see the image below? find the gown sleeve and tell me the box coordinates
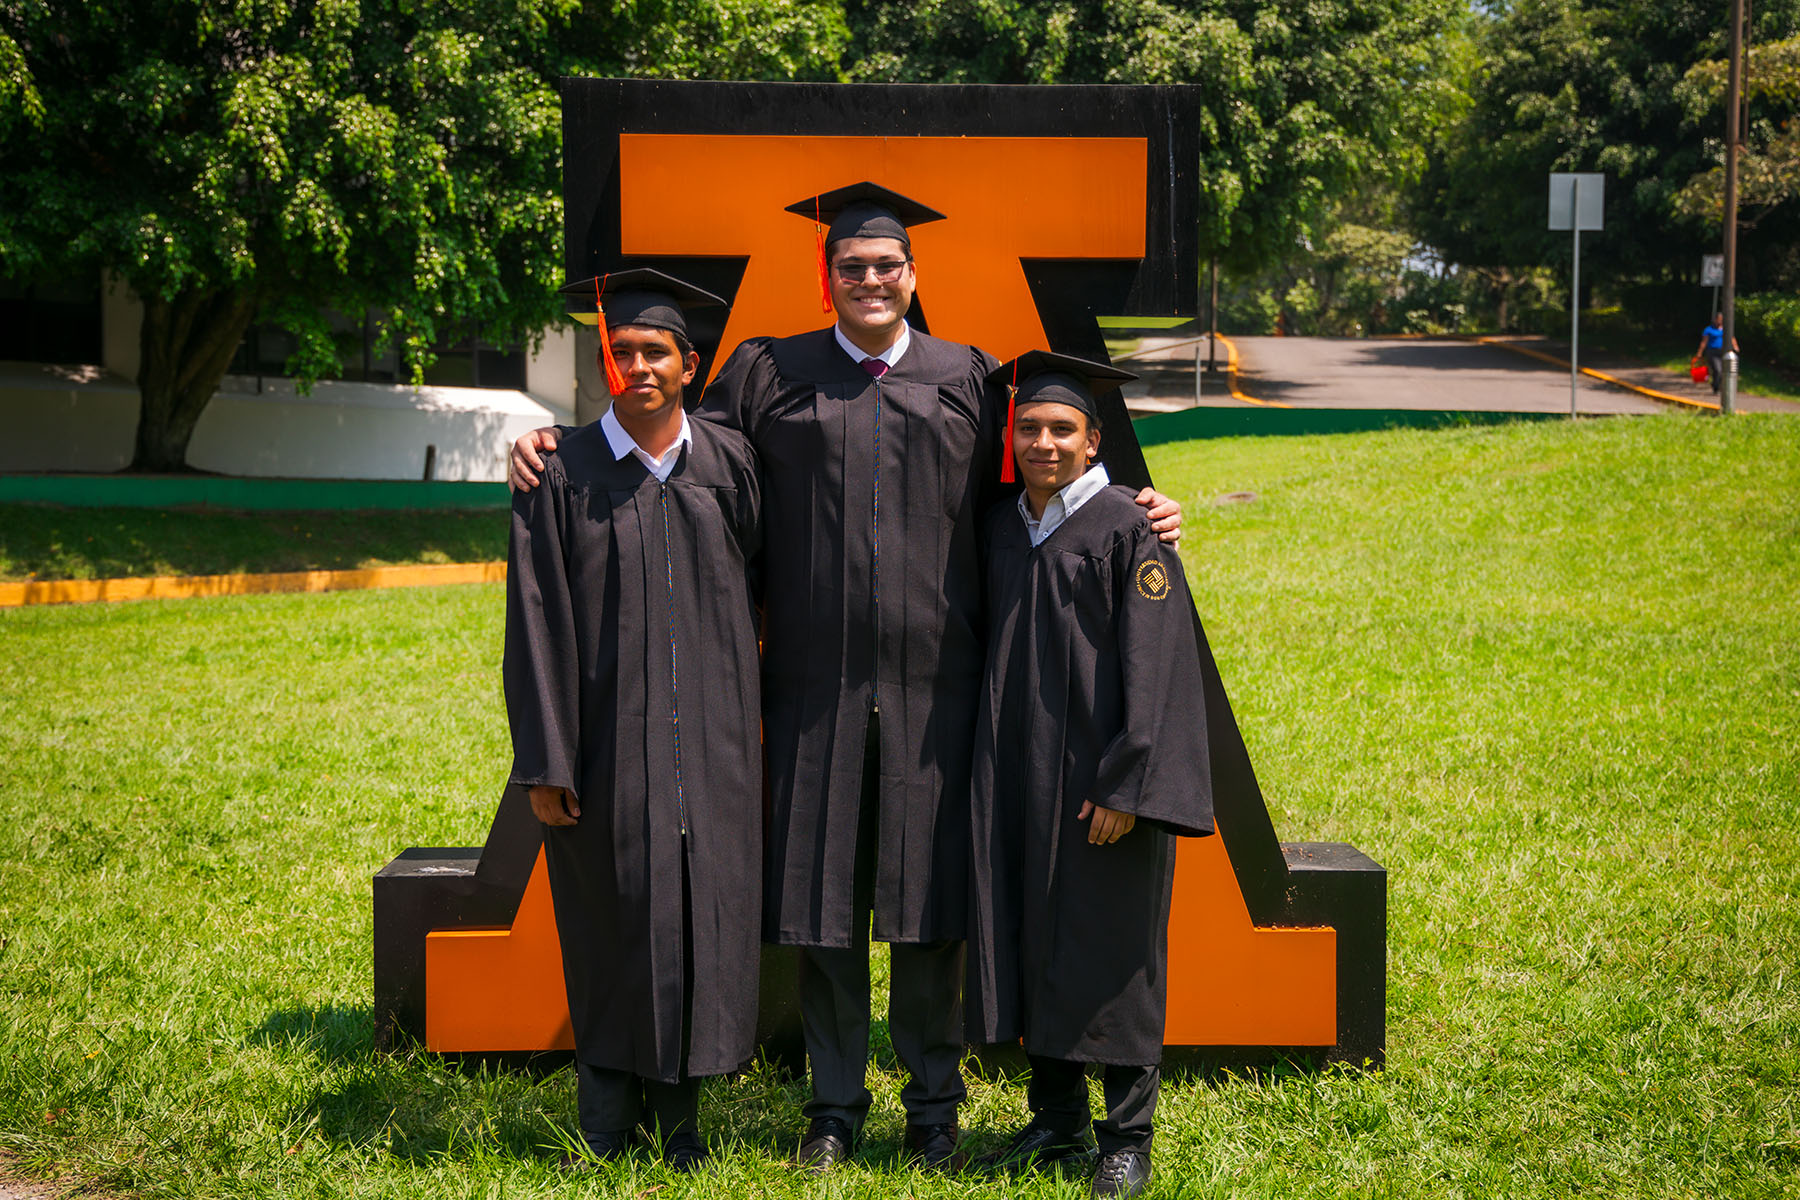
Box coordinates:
[503,463,583,800]
[732,439,765,608]
[695,338,774,436]
[1085,518,1216,837]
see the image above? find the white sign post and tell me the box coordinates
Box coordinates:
[1549,173,1605,416]
[1702,254,1724,325]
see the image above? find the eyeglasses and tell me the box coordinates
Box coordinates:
[833,259,911,284]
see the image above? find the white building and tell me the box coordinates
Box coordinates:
[0,274,610,481]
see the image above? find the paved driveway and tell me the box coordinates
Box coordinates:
[1118,334,1797,414]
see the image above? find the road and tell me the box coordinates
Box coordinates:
[1117,334,1799,415]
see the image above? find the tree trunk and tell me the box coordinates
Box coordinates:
[131,287,260,472]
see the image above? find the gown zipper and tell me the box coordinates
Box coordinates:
[659,482,687,837]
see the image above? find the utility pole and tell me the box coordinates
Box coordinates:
[1722,0,1746,414]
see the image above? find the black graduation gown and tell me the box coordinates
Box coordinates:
[966,484,1215,1066]
[699,327,1002,948]
[504,418,764,1082]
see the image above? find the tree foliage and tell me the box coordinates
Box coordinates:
[843,0,1467,270]
[0,0,579,469]
[1672,35,1800,245]
[1414,0,1800,289]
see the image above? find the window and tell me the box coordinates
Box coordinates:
[229,310,528,390]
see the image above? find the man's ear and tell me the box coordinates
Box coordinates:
[1087,425,1102,461]
[681,350,700,387]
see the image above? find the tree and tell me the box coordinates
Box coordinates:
[840,0,1467,272]
[0,0,576,472]
[1414,0,1800,289]
[1672,34,1800,287]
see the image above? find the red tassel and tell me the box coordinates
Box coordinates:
[595,274,626,397]
[815,198,832,315]
[1000,359,1019,483]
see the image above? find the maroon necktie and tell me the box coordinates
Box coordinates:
[861,358,889,378]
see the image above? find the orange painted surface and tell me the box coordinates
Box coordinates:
[615,134,1147,375]
[1164,833,1337,1045]
[417,134,1341,1051]
[424,834,1336,1051]
[425,849,575,1052]
[0,561,506,608]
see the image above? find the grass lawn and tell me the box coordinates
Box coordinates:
[2,412,1797,1198]
[0,506,509,583]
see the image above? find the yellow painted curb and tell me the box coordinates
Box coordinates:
[0,561,507,609]
[1214,333,1289,408]
[1469,337,1720,412]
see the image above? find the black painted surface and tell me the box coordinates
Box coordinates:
[559,79,1202,318]
[375,80,1386,1072]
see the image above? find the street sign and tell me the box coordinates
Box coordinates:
[1548,172,1605,417]
[1548,173,1605,231]
[1702,254,1725,286]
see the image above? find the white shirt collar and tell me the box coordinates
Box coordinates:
[1018,463,1111,546]
[600,407,692,483]
[834,321,911,371]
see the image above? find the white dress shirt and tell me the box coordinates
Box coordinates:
[835,321,912,372]
[601,407,692,482]
[1018,463,1112,547]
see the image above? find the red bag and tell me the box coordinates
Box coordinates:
[1689,360,1708,382]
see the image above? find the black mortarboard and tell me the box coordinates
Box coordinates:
[559,268,726,395]
[559,268,726,340]
[988,351,1137,482]
[785,181,947,248]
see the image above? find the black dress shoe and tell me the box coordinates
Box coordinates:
[1090,1148,1152,1199]
[796,1116,857,1172]
[903,1121,964,1171]
[979,1121,1094,1170]
[560,1127,634,1169]
[663,1130,711,1173]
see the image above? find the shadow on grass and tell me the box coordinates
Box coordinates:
[251,1004,379,1066]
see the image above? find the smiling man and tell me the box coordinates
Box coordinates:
[504,269,763,1173]
[967,352,1214,1199]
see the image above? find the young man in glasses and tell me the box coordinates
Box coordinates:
[510,183,1182,1170]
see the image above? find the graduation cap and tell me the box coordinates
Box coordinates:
[988,351,1137,483]
[785,182,947,314]
[559,268,726,396]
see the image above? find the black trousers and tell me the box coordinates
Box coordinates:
[798,715,967,1129]
[578,1062,699,1140]
[575,847,700,1144]
[1026,1054,1159,1155]
[1706,348,1724,392]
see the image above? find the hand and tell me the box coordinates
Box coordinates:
[509,427,560,492]
[1078,800,1136,844]
[529,785,580,826]
[1135,487,1182,546]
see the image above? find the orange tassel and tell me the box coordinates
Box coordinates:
[815,198,832,314]
[596,274,626,397]
[1000,360,1019,483]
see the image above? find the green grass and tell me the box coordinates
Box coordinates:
[3,413,1798,1198]
[0,506,510,581]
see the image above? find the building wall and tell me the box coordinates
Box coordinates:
[3,277,580,481]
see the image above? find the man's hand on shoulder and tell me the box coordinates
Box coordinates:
[509,427,561,492]
[529,785,580,826]
[1135,487,1182,546]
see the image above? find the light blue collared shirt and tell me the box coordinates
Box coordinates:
[1019,463,1111,546]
